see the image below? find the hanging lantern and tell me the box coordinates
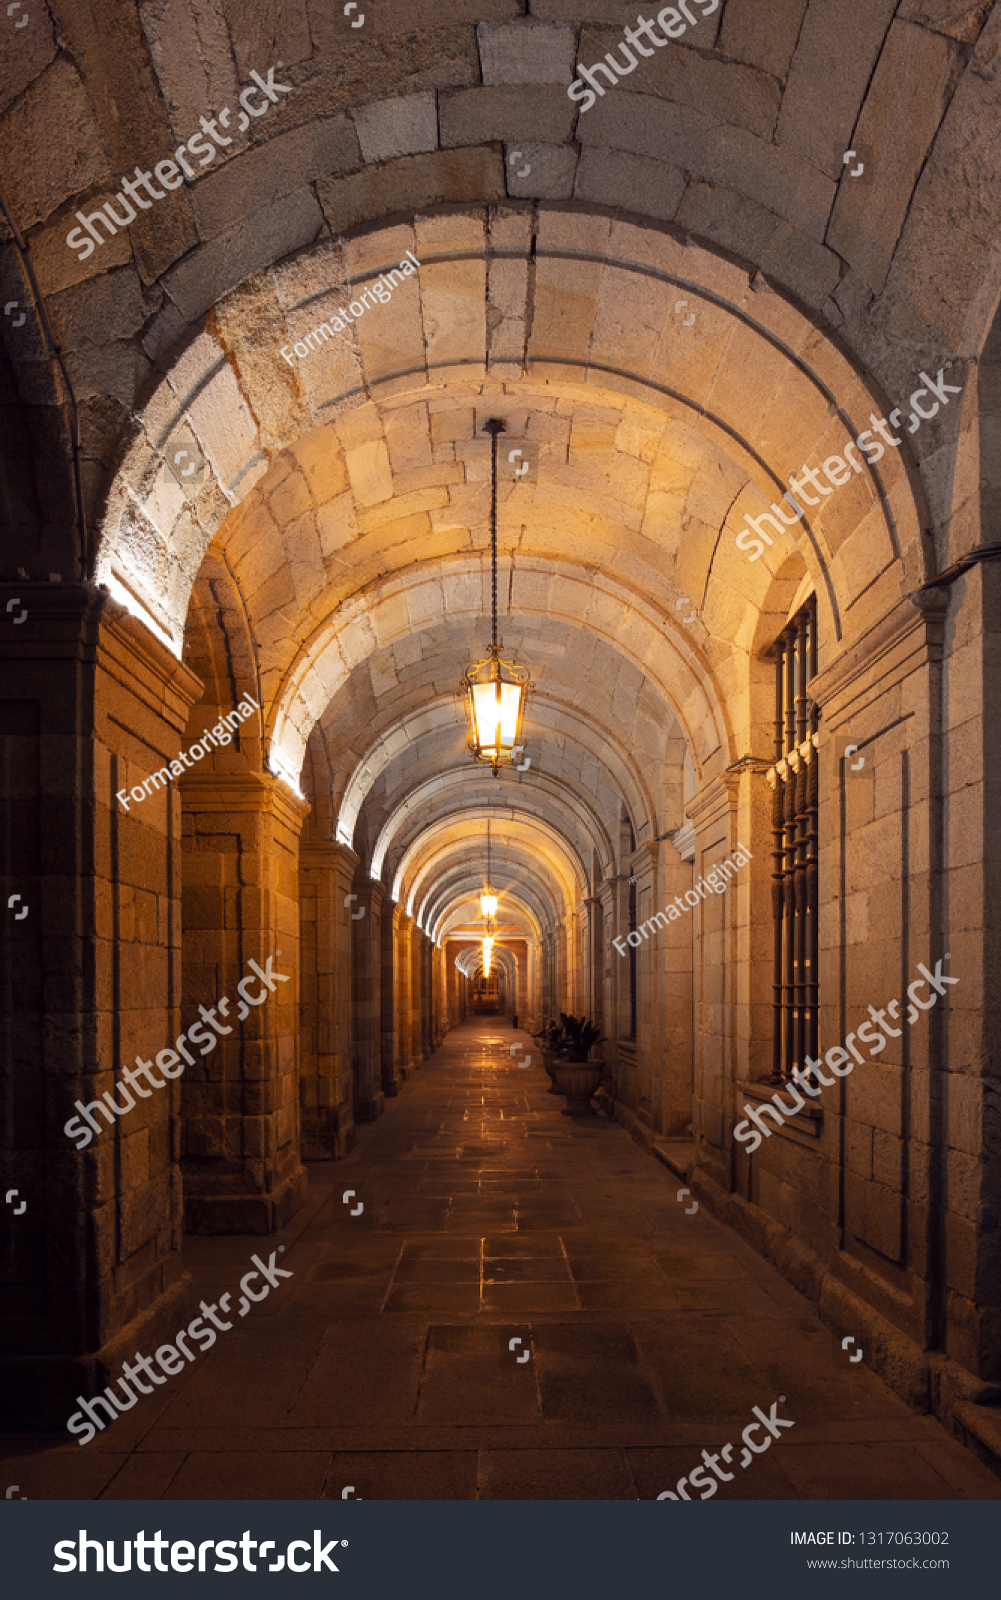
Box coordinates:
[482,936,494,977]
[479,819,498,919]
[461,419,531,774]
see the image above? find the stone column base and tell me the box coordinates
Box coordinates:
[0,1271,195,1430]
[301,1100,356,1161]
[184,1163,308,1236]
[382,1068,404,1097]
[353,1091,385,1122]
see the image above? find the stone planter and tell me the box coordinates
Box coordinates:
[550,1059,603,1113]
[540,1048,559,1078]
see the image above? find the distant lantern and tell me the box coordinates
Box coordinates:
[480,821,498,921]
[460,419,531,774]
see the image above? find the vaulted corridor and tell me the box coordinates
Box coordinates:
[4,1018,997,1501]
[4,0,1001,1509]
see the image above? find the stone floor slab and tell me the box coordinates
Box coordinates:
[5,1019,998,1500]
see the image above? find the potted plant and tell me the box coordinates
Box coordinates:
[550,1013,604,1113]
[535,1020,566,1079]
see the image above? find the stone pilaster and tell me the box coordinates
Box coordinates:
[299,841,358,1160]
[582,896,604,1034]
[0,588,198,1424]
[352,880,385,1121]
[381,898,402,1096]
[394,906,415,1079]
[180,773,310,1229]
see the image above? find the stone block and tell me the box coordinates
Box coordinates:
[777,0,899,178]
[208,0,314,78]
[350,93,439,163]
[676,181,842,310]
[719,0,810,80]
[864,1176,903,1260]
[348,0,517,33]
[0,58,109,231]
[440,84,577,149]
[944,1208,978,1297]
[317,146,504,235]
[504,143,578,200]
[191,116,360,241]
[161,187,325,322]
[477,19,576,84]
[137,0,241,134]
[946,1071,983,1157]
[827,21,963,295]
[385,403,433,472]
[579,91,835,243]
[345,439,394,507]
[575,147,685,222]
[580,23,781,140]
[897,0,992,43]
[0,3,57,118]
[872,1128,904,1191]
[845,1117,873,1178]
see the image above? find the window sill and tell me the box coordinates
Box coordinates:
[735,1078,823,1141]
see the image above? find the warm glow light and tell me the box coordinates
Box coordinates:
[480,892,498,918]
[482,935,494,977]
[101,572,179,655]
[461,649,531,771]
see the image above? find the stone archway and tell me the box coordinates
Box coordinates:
[2,5,1000,1477]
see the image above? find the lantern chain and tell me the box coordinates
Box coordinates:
[484,418,505,651]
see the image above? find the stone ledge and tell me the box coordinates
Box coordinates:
[952,1400,1001,1480]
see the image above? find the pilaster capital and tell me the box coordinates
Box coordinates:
[807,587,949,718]
[179,771,311,834]
[687,772,740,833]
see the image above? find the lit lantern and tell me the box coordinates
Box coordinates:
[479,820,498,920]
[460,419,531,775]
[482,936,494,977]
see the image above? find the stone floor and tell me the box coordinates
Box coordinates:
[4,1019,999,1500]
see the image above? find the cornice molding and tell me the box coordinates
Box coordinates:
[807,588,948,713]
[178,771,311,831]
